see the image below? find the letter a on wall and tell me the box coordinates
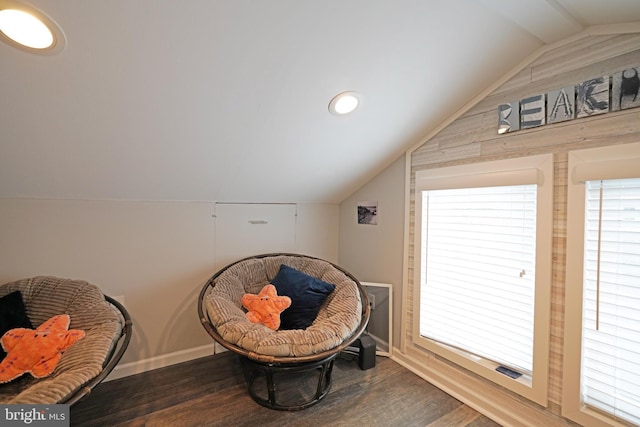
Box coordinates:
[547,86,575,124]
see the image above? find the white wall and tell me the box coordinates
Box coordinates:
[338,155,405,349]
[296,203,340,263]
[0,199,338,370]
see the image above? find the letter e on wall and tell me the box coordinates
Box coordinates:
[520,94,546,129]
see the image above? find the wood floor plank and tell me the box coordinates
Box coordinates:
[70,352,501,427]
[426,405,481,427]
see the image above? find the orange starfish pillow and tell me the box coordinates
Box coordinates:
[0,314,85,383]
[241,284,291,330]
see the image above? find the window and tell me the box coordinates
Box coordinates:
[564,142,640,426]
[413,154,553,405]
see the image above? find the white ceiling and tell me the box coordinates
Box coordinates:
[1,0,640,203]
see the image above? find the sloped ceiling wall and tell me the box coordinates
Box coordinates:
[2,1,638,204]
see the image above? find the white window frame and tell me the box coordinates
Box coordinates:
[563,141,640,427]
[413,154,553,406]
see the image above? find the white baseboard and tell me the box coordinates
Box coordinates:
[214,342,228,354]
[105,344,215,381]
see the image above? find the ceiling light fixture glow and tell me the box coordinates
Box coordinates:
[0,9,52,48]
[329,92,360,115]
[0,1,65,54]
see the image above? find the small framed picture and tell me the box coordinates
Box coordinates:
[357,201,378,225]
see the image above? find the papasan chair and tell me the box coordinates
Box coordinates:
[198,253,370,410]
[0,276,132,405]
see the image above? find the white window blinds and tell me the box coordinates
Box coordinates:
[581,178,640,425]
[419,184,537,374]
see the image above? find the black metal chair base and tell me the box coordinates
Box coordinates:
[240,354,337,411]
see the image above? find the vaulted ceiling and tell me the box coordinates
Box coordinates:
[2,0,640,203]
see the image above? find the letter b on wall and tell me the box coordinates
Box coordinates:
[497,101,520,134]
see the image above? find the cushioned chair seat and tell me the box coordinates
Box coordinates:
[198,253,370,410]
[0,276,131,405]
[205,255,362,358]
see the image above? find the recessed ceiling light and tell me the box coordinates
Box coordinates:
[329,92,360,116]
[0,1,65,54]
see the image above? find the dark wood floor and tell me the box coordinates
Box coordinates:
[70,351,501,427]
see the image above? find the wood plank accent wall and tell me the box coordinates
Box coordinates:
[405,29,640,421]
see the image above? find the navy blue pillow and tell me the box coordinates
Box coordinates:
[0,291,33,361]
[271,265,335,330]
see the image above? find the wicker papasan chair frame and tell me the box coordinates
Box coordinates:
[0,276,132,406]
[198,253,370,410]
